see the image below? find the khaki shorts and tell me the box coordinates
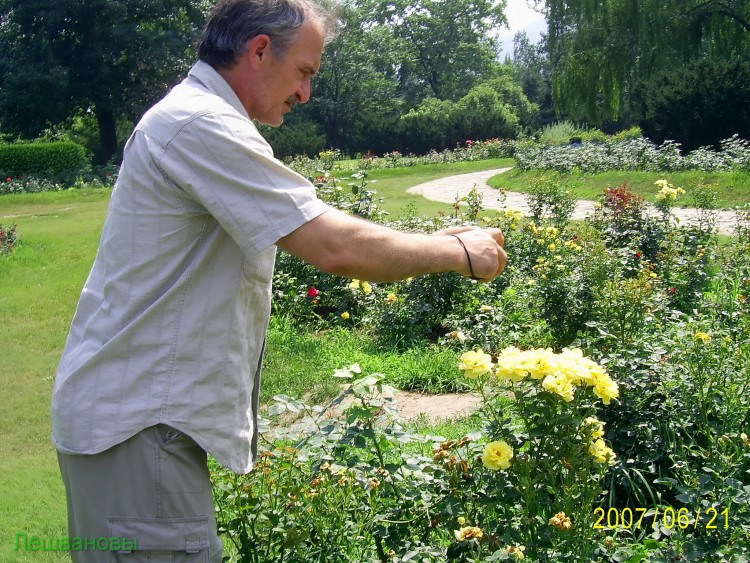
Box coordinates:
[57,425,223,562]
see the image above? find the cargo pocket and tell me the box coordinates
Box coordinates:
[109,517,211,562]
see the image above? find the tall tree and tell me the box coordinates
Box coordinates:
[512,30,554,127]
[544,0,750,126]
[302,1,403,154]
[0,0,207,163]
[372,0,508,101]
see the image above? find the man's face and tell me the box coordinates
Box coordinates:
[249,21,325,126]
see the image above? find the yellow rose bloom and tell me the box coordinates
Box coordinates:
[361,281,372,294]
[458,349,493,378]
[694,331,711,343]
[589,439,617,464]
[349,279,361,290]
[385,292,397,304]
[549,511,573,531]
[341,312,350,320]
[591,372,619,405]
[482,440,513,470]
[542,374,575,402]
[584,416,605,439]
[454,526,483,541]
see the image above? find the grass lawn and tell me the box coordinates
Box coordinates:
[489,168,750,209]
[1,188,110,561]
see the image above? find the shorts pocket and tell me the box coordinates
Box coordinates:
[109,517,210,562]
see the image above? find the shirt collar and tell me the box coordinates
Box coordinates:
[187,60,250,119]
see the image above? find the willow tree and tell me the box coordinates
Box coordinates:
[544,0,750,126]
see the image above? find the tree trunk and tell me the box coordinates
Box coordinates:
[95,102,119,165]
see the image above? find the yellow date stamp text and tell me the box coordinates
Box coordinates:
[593,506,730,530]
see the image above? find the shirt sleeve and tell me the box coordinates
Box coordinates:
[154,109,331,257]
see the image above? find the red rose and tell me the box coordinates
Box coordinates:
[307,287,320,298]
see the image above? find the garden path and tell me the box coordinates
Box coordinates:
[407,168,739,235]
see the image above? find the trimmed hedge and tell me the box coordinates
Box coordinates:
[0,142,89,182]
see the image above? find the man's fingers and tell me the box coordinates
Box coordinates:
[496,247,508,276]
[490,228,505,247]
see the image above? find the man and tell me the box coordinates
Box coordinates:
[51,0,507,560]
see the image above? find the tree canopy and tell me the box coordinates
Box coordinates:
[0,0,208,163]
[545,0,750,127]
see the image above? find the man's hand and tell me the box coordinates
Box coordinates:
[440,228,507,282]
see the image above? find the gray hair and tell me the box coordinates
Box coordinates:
[198,0,339,68]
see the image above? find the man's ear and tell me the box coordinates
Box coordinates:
[246,34,272,68]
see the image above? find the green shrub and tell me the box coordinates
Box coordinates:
[260,119,327,160]
[0,142,89,184]
[637,59,750,153]
[0,223,19,255]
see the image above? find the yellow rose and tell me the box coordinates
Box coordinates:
[584,416,605,439]
[589,439,617,464]
[591,372,619,405]
[454,526,483,541]
[542,374,575,402]
[694,331,711,343]
[482,440,513,470]
[341,312,350,320]
[458,349,493,378]
[549,511,573,531]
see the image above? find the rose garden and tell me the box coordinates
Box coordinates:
[2,132,750,561]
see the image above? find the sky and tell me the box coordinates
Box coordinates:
[496,0,547,60]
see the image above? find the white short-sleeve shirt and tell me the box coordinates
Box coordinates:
[51,61,331,473]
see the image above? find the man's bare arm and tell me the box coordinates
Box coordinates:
[277,208,507,282]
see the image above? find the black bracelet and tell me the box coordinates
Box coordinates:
[451,234,479,280]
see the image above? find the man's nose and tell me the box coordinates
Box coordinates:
[296,78,312,104]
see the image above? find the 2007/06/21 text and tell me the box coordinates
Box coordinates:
[593,506,730,530]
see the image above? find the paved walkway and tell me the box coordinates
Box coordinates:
[407,168,739,235]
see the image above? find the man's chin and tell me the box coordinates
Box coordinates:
[258,116,284,127]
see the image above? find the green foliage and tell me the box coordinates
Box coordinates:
[0,222,19,255]
[451,85,520,142]
[372,0,508,102]
[398,78,536,154]
[511,31,554,129]
[214,359,620,561]
[399,98,460,154]
[0,142,89,184]
[260,119,327,160]
[547,0,750,127]
[536,121,609,146]
[637,58,750,152]
[0,0,206,163]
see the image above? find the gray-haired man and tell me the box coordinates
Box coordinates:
[52,0,507,560]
